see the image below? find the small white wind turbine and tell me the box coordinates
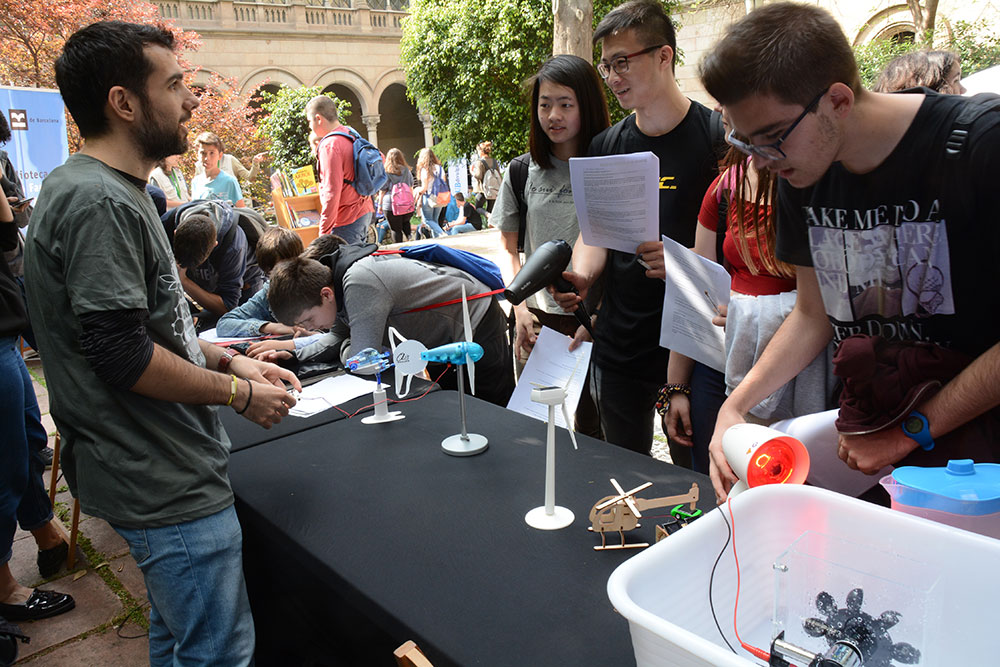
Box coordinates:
[524,383,578,530]
[387,286,488,456]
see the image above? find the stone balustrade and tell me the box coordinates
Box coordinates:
[154,0,408,35]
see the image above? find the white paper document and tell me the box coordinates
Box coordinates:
[198,328,262,344]
[569,152,660,253]
[288,374,378,418]
[771,410,891,497]
[659,235,731,373]
[506,327,592,429]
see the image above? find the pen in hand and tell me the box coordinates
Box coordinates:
[703,290,723,315]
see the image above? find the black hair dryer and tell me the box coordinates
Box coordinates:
[503,239,594,338]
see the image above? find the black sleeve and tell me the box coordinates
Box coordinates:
[775,180,815,267]
[78,309,156,390]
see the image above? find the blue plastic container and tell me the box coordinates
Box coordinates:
[880,460,1000,539]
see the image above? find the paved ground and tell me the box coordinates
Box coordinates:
[12,226,669,664]
[16,357,150,665]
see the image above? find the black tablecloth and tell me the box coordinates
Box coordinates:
[231,391,714,666]
[220,368,438,452]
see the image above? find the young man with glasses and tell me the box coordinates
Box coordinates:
[700,2,1000,502]
[554,0,723,461]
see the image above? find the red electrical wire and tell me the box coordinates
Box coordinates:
[332,364,452,418]
[728,497,771,663]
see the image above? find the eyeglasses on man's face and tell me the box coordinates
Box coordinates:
[726,88,828,161]
[597,44,667,79]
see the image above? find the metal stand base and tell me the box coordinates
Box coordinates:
[441,433,488,457]
[525,506,575,530]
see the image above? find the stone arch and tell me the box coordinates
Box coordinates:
[372,68,407,104]
[240,67,304,95]
[187,68,232,91]
[377,82,423,164]
[311,67,374,115]
[853,5,915,46]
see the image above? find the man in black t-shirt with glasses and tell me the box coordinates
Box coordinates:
[700,2,1000,503]
[554,0,721,460]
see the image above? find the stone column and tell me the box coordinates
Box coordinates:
[419,113,434,148]
[362,113,381,148]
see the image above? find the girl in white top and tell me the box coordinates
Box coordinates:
[412,147,448,238]
[148,154,190,210]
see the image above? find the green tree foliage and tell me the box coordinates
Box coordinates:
[854,19,1000,89]
[256,86,352,174]
[400,0,679,162]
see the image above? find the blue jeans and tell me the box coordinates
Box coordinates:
[375,220,391,244]
[112,505,255,666]
[420,196,445,237]
[332,211,373,245]
[447,223,477,235]
[1,337,31,566]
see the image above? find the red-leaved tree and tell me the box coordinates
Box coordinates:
[0,0,269,199]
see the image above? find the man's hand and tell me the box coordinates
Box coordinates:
[549,271,588,313]
[247,339,296,358]
[260,322,296,336]
[708,403,746,503]
[712,303,728,329]
[230,354,302,392]
[7,196,30,214]
[513,306,536,355]
[568,323,592,352]
[238,379,296,428]
[636,240,665,280]
[257,349,294,363]
[663,393,693,447]
[292,326,316,338]
[252,152,269,165]
[838,430,917,475]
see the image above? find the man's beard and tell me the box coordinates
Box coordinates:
[134,99,188,162]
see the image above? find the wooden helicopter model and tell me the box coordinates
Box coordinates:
[588,478,699,551]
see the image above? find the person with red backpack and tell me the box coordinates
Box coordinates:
[379,148,415,243]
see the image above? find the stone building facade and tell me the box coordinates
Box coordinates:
[155,0,428,161]
[157,0,1000,156]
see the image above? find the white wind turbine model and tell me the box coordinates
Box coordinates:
[388,286,488,456]
[524,384,578,530]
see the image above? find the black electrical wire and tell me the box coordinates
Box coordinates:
[708,504,737,654]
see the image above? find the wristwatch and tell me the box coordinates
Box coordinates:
[901,410,935,451]
[217,348,239,374]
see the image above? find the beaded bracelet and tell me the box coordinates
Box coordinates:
[655,383,691,416]
[235,378,253,415]
[226,374,238,406]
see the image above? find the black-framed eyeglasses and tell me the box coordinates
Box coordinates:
[726,88,828,160]
[597,44,667,79]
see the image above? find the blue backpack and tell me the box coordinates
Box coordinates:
[328,127,389,197]
[375,243,504,292]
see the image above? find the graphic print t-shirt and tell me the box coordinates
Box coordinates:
[775,92,1000,358]
[587,104,720,379]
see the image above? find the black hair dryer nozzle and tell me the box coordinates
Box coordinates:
[503,239,594,338]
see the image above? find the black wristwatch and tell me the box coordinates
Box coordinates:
[901,410,935,451]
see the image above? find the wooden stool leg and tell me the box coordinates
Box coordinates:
[67,500,81,570]
[49,433,61,507]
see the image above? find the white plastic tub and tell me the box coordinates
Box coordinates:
[607,485,1000,666]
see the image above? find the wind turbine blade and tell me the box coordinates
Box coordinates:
[561,403,578,449]
[462,285,473,343]
[462,284,476,395]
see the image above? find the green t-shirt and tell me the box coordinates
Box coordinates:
[24,154,233,529]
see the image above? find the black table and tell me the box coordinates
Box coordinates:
[220,368,437,452]
[230,391,713,666]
